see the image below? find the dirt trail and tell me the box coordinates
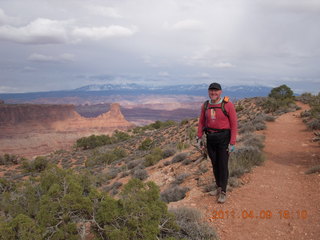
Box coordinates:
[172,102,320,240]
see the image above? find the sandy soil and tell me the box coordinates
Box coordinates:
[170,102,320,240]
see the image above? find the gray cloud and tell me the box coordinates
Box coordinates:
[28,53,75,62]
[0,0,319,93]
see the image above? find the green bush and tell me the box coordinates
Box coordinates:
[0,167,181,240]
[169,207,218,240]
[94,178,179,239]
[176,142,189,151]
[76,131,131,150]
[113,130,131,142]
[86,147,127,167]
[138,137,154,150]
[0,154,19,166]
[0,178,16,194]
[144,147,164,167]
[299,92,320,130]
[22,156,48,173]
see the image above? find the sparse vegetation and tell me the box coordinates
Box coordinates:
[305,165,320,175]
[160,186,190,203]
[75,130,130,150]
[299,92,320,130]
[85,147,127,167]
[169,207,218,240]
[132,120,176,134]
[258,85,297,114]
[138,137,154,150]
[22,156,49,173]
[171,153,188,164]
[144,147,164,167]
[0,168,182,240]
[133,169,149,180]
[0,154,21,165]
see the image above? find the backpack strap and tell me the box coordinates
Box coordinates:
[203,97,229,118]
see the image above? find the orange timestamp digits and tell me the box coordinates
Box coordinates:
[208,209,308,221]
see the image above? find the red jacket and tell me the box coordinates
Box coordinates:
[197,99,238,145]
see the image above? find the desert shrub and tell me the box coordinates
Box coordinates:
[0,166,93,239]
[236,104,244,112]
[297,92,313,104]
[133,120,176,134]
[112,130,130,142]
[241,133,265,150]
[133,169,149,180]
[305,165,320,174]
[257,85,296,114]
[182,158,193,165]
[138,137,154,150]
[160,186,189,203]
[253,121,266,131]
[0,154,20,165]
[86,147,127,167]
[0,178,16,194]
[299,92,320,130]
[171,153,188,164]
[169,207,218,240]
[176,142,189,151]
[75,134,113,150]
[163,148,176,158]
[187,127,197,141]
[22,156,48,173]
[127,159,144,169]
[180,119,189,125]
[172,173,190,186]
[104,181,123,194]
[228,177,240,188]
[0,168,180,240]
[93,178,179,239]
[203,183,216,193]
[307,119,320,130]
[269,84,294,101]
[229,146,264,177]
[238,121,255,134]
[300,110,311,118]
[144,147,164,167]
[163,161,171,166]
[264,115,276,122]
[75,131,130,150]
[106,168,120,180]
[198,162,209,173]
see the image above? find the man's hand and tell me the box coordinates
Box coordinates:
[228,144,235,153]
[196,137,204,150]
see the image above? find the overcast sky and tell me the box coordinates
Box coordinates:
[0,0,319,93]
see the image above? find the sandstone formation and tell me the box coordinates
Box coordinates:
[0,103,134,158]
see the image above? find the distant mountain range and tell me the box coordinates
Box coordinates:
[0,84,273,103]
[74,83,272,97]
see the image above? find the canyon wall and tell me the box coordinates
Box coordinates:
[0,103,134,158]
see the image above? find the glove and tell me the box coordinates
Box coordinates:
[228,144,235,153]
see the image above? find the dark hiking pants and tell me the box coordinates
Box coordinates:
[206,130,230,193]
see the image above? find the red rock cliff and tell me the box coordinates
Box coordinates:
[0,103,134,136]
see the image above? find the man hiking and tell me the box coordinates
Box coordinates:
[197,82,238,203]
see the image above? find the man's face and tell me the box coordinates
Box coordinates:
[208,89,222,102]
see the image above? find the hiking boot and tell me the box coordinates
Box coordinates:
[209,187,221,197]
[217,191,227,204]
